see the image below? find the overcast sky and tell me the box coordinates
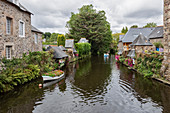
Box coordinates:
[20,0,163,34]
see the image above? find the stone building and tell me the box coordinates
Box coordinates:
[0,0,42,59]
[161,0,170,80]
[122,27,154,51]
[130,34,153,53]
[148,26,164,44]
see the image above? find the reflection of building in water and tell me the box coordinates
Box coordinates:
[64,62,77,83]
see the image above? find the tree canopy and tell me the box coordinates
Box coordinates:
[143,22,157,28]
[130,25,138,28]
[66,4,112,54]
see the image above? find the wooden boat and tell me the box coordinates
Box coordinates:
[42,73,65,82]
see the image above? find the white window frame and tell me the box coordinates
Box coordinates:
[19,20,25,37]
[5,46,12,59]
[6,17,12,35]
[35,33,38,44]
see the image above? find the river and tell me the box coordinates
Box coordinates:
[0,56,170,113]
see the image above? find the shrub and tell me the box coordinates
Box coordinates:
[75,43,91,57]
[153,42,164,48]
[135,53,163,78]
[0,51,58,93]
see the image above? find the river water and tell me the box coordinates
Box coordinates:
[0,56,170,113]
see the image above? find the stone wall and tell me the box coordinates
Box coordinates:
[31,32,42,52]
[135,45,153,53]
[0,0,42,59]
[161,0,170,81]
[150,38,164,44]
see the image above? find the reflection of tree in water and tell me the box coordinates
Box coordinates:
[118,63,170,113]
[0,78,44,113]
[72,56,112,104]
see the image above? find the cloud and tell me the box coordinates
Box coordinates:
[20,0,163,33]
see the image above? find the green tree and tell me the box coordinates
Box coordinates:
[121,27,125,33]
[121,26,128,34]
[125,26,128,33]
[143,22,157,28]
[131,25,138,28]
[43,32,51,40]
[112,33,124,51]
[57,34,66,46]
[48,33,58,42]
[66,4,112,55]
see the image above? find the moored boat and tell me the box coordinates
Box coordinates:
[104,53,109,57]
[42,73,65,82]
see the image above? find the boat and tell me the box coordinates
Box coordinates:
[104,53,109,57]
[42,73,65,82]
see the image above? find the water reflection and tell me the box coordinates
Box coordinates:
[72,56,111,105]
[0,56,170,113]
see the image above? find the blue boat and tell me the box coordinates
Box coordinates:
[104,53,109,57]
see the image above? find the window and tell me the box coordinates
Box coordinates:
[6,17,12,34]
[35,34,38,44]
[6,46,12,59]
[19,20,25,37]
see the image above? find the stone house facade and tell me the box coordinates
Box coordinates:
[148,26,164,49]
[31,26,43,52]
[161,0,170,80]
[0,0,42,59]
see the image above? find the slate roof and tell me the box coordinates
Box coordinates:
[148,26,163,39]
[59,45,67,51]
[127,49,135,58]
[78,38,89,43]
[46,46,68,59]
[31,25,43,34]
[7,0,32,14]
[122,27,155,43]
[65,39,74,48]
[119,35,125,42]
[131,34,153,46]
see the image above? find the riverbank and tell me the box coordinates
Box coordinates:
[0,51,58,93]
[116,54,170,86]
